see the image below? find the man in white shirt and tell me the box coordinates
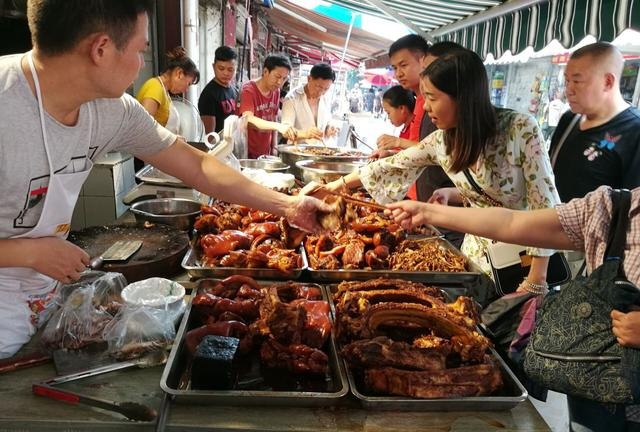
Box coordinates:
[281,63,338,143]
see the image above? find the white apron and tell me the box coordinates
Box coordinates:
[0,53,93,358]
[158,77,180,134]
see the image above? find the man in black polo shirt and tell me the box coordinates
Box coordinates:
[551,42,640,202]
[198,46,238,134]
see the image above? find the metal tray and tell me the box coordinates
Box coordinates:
[136,165,189,188]
[181,245,308,280]
[306,237,482,284]
[326,284,527,411]
[343,348,527,411]
[160,279,349,406]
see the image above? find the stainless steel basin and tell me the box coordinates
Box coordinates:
[130,198,201,231]
[295,160,364,184]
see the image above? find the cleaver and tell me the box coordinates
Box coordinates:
[89,240,143,270]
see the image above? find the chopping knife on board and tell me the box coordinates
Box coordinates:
[89,240,143,270]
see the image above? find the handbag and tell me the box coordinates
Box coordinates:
[481,291,548,400]
[462,169,571,295]
[524,189,640,403]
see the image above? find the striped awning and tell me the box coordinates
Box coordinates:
[436,0,640,58]
[318,0,640,60]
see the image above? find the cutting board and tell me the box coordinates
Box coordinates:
[68,224,189,283]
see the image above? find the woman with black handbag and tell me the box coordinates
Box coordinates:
[387,186,640,431]
[304,48,561,298]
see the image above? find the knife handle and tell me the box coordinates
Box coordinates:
[0,352,51,374]
[89,256,104,270]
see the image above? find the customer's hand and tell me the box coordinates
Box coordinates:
[386,200,431,230]
[611,309,640,348]
[369,149,397,159]
[428,188,452,205]
[376,134,399,150]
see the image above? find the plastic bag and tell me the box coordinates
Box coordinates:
[102,305,176,360]
[41,272,127,350]
[232,114,248,159]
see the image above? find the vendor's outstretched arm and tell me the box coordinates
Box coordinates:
[242,112,298,140]
[144,138,331,232]
[387,200,575,251]
[0,237,90,282]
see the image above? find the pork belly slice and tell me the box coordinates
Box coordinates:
[342,336,449,371]
[334,278,445,302]
[365,357,503,398]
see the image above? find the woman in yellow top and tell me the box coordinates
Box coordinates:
[136,46,200,133]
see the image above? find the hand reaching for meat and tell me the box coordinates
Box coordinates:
[317,197,345,231]
[386,200,432,230]
[284,195,333,233]
[19,237,90,284]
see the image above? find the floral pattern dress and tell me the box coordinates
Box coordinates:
[359,109,561,274]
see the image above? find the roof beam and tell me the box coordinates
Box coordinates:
[362,0,434,41]
[428,0,547,37]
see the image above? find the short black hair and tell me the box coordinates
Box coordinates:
[383,85,415,112]
[264,53,292,71]
[388,34,429,58]
[427,41,466,57]
[28,0,154,56]
[215,45,237,62]
[309,63,335,81]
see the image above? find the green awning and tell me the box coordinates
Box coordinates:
[436,0,640,58]
[318,0,640,60]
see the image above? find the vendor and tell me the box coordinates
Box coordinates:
[238,53,298,158]
[136,46,200,134]
[0,0,331,359]
[304,49,560,292]
[281,62,339,144]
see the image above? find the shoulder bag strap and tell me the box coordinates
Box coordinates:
[604,189,632,262]
[550,113,581,168]
[463,169,503,207]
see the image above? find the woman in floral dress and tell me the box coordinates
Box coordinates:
[310,49,560,294]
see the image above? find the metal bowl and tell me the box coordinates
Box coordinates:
[238,158,290,172]
[277,144,368,179]
[295,160,364,184]
[130,198,201,231]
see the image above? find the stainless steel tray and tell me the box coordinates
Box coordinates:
[343,348,527,411]
[181,245,308,280]
[326,283,527,411]
[160,279,349,406]
[306,237,482,284]
[136,165,189,188]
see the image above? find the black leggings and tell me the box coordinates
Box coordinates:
[568,395,640,432]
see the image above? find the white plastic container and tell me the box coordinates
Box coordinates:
[121,277,186,322]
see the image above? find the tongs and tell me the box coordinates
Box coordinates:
[324,190,387,211]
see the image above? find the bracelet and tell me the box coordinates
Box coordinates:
[519,279,549,295]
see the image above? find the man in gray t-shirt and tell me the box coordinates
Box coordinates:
[0,0,329,358]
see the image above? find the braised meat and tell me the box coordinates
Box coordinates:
[334,278,445,302]
[342,336,448,371]
[260,339,328,375]
[333,278,501,399]
[342,239,366,268]
[365,358,503,398]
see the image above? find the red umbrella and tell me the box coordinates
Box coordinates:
[363,72,393,86]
